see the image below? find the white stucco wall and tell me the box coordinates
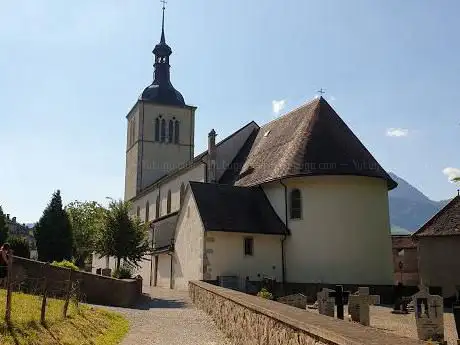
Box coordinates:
[171,190,205,290]
[263,175,393,285]
[205,231,283,283]
[156,254,171,288]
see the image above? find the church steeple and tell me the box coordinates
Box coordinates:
[141,2,185,106]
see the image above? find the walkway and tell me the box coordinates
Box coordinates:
[105,287,230,345]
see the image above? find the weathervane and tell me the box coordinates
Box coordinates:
[161,0,167,10]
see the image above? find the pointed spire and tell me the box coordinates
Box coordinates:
[160,0,166,43]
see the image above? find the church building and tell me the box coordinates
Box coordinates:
[95,9,397,290]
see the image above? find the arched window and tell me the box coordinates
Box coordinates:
[167,190,172,214]
[290,189,302,219]
[168,120,174,143]
[160,119,166,142]
[145,201,150,222]
[154,118,160,141]
[180,183,185,206]
[136,206,141,218]
[156,194,160,218]
[174,120,180,144]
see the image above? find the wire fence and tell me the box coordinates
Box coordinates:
[0,255,84,327]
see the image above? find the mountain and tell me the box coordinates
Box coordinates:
[388,172,451,233]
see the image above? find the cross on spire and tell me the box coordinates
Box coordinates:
[317,88,326,96]
[160,0,167,43]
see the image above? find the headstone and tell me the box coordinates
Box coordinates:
[412,284,444,343]
[347,287,380,326]
[317,288,335,317]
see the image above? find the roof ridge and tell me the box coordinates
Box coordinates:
[413,195,460,237]
[261,97,321,128]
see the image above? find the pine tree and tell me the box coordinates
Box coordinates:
[0,206,9,246]
[35,190,74,262]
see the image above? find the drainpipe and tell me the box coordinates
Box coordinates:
[279,179,289,285]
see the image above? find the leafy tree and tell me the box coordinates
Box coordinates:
[35,190,74,262]
[453,177,460,183]
[0,206,8,246]
[66,201,106,268]
[95,199,149,270]
[9,237,30,258]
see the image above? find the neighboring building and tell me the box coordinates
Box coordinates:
[391,235,419,285]
[413,194,460,298]
[5,215,37,259]
[93,9,397,290]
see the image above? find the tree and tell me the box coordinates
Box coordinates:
[0,206,8,246]
[9,237,30,258]
[95,199,149,270]
[453,177,460,183]
[35,190,73,262]
[66,201,106,268]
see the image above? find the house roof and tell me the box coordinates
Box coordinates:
[233,97,396,189]
[189,181,288,235]
[413,195,460,237]
[391,235,417,249]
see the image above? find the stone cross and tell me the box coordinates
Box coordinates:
[412,285,444,342]
[348,287,380,326]
[317,288,335,317]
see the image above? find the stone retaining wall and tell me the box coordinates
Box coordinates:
[11,256,142,307]
[189,281,425,345]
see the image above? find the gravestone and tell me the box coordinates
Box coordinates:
[347,287,380,326]
[317,288,335,317]
[412,285,444,343]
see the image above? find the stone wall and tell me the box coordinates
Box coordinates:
[11,256,142,307]
[189,281,425,345]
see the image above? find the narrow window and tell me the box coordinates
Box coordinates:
[156,194,160,218]
[180,183,185,206]
[145,201,150,222]
[168,120,174,143]
[290,189,302,219]
[136,206,140,218]
[155,118,160,141]
[174,120,180,144]
[161,119,166,142]
[167,190,172,214]
[244,237,254,256]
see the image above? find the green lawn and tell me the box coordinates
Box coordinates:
[0,289,129,345]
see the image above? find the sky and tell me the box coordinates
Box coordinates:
[0,0,459,223]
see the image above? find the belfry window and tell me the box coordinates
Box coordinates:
[154,118,160,141]
[168,120,174,143]
[290,189,302,219]
[161,119,166,142]
[174,120,180,144]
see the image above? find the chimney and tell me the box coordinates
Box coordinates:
[12,217,16,223]
[208,129,217,183]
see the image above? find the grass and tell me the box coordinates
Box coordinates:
[0,289,129,345]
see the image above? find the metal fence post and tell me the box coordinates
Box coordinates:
[63,269,73,318]
[40,264,49,324]
[5,253,14,323]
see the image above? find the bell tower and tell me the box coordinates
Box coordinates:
[124,4,196,201]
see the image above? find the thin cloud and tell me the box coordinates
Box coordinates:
[328,96,336,101]
[386,128,409,137]
[442,167,460,183]
[272,100,286,114]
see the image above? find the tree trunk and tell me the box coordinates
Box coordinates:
[116,257,121,270]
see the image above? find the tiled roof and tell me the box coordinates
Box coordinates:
[391,235,417,249]
[413,195,460,237]
[233,97,396,189]
[189,181,288,235]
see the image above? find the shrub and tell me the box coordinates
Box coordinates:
[112,264,133,279]
[257,288,274,300]
[9,237,31,258]
[51,260,80,271]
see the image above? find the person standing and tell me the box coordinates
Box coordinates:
[0,243,11,288]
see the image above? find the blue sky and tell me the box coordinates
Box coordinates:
[1,0,459,223]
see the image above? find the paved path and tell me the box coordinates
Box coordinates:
[105,287,230,345]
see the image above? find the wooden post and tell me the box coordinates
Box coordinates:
[40,265,48,324]
[5,253,13,323]
[63,269,73,318]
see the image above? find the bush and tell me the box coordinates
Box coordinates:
[257,288,274,300]
[112,264,133,279]
[9,237,31,258]
[51,260,80,271]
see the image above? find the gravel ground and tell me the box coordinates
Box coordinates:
[102,286,230,345]
[306,304,458,344]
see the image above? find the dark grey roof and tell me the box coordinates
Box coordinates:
[233,97,397,190]
[413,195,460,237]
[189,181,288,235]
[151,212,178,251]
